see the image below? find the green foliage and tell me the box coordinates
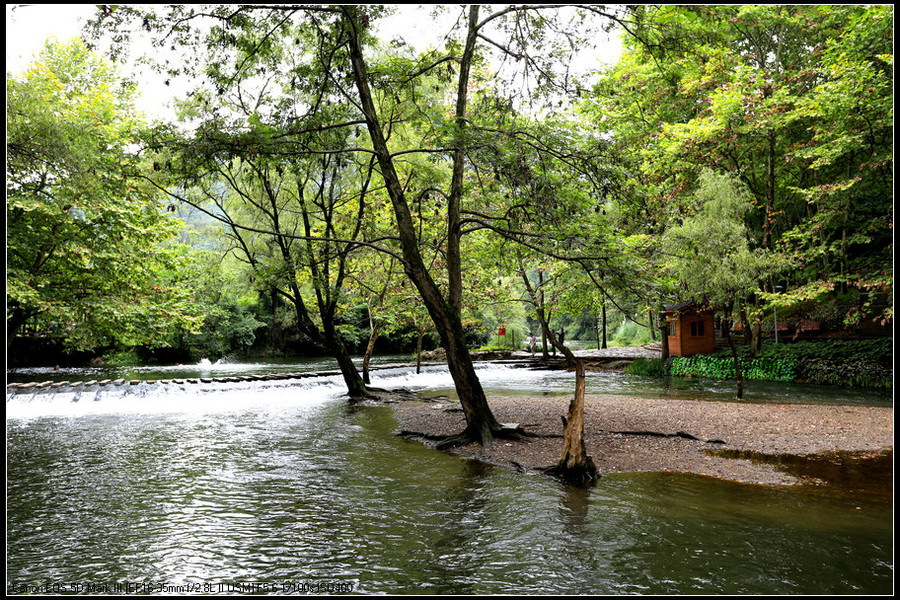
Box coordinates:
[690,339,893,388]
[185,296,265,360]
[6,38,203,351]
[103,348,145,367]
[589,5,892,327]
[473,279,530,350]
[663,170,772,307]
[628,340,892,389]
[624,358,669,377]
[715,338,891,364]
[670,356,796,383]
[610,320,653,348]
[66,5,890,374]
[798,359,892,390]
[473,343,515,353]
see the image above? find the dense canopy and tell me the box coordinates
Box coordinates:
[7,5,892,415]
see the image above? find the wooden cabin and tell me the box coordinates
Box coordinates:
[664,303,717,357]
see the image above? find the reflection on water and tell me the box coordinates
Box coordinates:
[6,361,894,594]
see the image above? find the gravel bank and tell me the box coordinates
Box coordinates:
[392,395,893,486]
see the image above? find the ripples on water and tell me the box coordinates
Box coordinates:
[6,362,893,594]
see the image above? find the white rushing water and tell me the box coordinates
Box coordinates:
[7,358,891,422]
[5,375,348,420]
[5,362,541,421]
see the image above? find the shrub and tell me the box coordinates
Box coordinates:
[610,320,653,347]
[624,358,669,377]
[798,359,892,389]
[103,348,144,367]
[670,356,795,382]
[713,339,891,365]
[674,339,892,389]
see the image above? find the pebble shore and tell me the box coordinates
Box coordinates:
[392,394,893,486]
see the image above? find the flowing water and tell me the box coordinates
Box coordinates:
[6,359,893,594]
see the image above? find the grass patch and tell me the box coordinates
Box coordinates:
[624,358,669,377]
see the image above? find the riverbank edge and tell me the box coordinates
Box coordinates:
[389,394,894,487]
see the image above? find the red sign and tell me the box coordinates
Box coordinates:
[498,326,506,336]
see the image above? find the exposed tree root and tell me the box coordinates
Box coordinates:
[397,430,477,450]
[353,386,428,403]
[398,427,602,484]
[602,429,726,445]
[538,461,599,485]
[434,433,478,450]
[398,423,550,450]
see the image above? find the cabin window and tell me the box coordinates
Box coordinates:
[689,320,705,337]
[666,320,677,337]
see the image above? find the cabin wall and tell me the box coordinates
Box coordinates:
[666,311,716,357]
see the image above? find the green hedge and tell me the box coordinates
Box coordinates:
[712,338,891,364]
[673,340,893,389]
[670,356,796,383]
[798,359,892,389]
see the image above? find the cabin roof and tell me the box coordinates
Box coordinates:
[663,301,715,313]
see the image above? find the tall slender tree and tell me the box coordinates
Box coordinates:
[663,170,772,399]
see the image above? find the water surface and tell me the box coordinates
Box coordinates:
[6,361,893,594]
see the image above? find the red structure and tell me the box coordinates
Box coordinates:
[665,303,717,357]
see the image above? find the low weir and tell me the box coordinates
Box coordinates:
[6,370,342,391]
[5,356,558,394]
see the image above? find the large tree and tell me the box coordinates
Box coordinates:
[341,5,504,443]
[168,137,376,398]
[663,170,772,399]
[6,38,202,350]
[88,4,629,446]
[589,5,892,343]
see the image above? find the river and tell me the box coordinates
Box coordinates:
[6,358,893,594]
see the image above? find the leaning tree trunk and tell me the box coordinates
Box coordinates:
[438,306,503,445]
[345,10,502,445]
[323,323,369,400]
[362,321,382,385]
[287,281,369,400]
[334,342,368,399]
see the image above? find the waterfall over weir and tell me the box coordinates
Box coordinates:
[6,373,348,420]
[5,360,532,420]
[7,356,891,420]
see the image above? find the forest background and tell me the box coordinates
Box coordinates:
[7,5,893,384]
